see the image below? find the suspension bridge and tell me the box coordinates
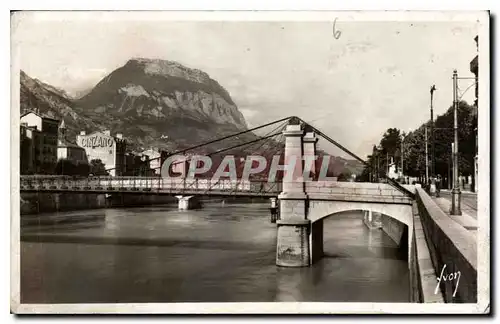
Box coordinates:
[20,116,413,198]
[20,116,414,208]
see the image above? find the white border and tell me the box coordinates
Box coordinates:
[9,9,490,314]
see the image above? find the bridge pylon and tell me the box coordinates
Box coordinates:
[276,123,317,267]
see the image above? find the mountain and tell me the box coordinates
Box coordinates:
[19,60,363,175]
[73,58,249,151]
[20,71,103,144]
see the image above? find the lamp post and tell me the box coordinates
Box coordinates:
[429,85,437,196]
[449,143,453,190]
[430,85,436,178]
[400,133,404,182]
[451,70,462,215]
[425,126,429,185]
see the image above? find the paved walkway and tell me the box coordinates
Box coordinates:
[432,192,477,235]
[438,191,477,219]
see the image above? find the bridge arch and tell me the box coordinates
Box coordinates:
[307,200,413,227]
[307,200,414,266]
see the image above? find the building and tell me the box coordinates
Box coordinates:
[470,35,478,193]
[76,130,126,176]
[123,152,153,176]
[139,148,170,175]
[20,111,59,174]
[20,124,42,174]
[57,120,88,172]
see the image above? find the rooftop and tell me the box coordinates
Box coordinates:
[58,138,84,149]
[20,110,60,123]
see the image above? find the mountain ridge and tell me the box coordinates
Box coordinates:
[19,59,363,175]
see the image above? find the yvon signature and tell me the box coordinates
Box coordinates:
[435,264,461,298]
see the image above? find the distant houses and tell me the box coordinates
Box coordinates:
[20,109,172,177]
[20,111,59,174]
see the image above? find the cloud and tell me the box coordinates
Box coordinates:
[240,108,258,120]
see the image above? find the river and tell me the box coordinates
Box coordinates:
[20,202,409,303]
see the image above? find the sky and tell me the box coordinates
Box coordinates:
[13,12,480,158]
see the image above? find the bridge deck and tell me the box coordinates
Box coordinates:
[19,176,415,203]
[19,177,281,197]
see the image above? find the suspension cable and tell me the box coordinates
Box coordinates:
[297,117,414,198]
[164,116,292,159]
[143,120,289,174]
[105,116,292,173]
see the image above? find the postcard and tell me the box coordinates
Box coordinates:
[10,10,490,314]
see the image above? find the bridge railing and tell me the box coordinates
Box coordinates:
[20,176,283,195]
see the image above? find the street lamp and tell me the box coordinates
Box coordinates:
[400,133,404,181]
[448,70,477,214]
[430,85,437,179]
[429,85,438,196]
[451,70,462,215]
[400,130,410,184]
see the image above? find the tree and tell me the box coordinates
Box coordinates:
[402,125,428,178]
[89,159,108,176]
[394,100,476,183]
[358,100,477,186]
[380,128,401,157]
[432,101,476,179]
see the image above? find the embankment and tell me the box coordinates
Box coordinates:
[20,193,177,215]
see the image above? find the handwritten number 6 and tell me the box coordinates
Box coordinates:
[333,18,341,39]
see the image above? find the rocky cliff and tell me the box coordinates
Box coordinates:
[20,71,102,144]
[73,58,248,151]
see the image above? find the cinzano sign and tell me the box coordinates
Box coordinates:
[79,133,114,149]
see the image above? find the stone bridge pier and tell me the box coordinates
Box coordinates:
[175,195,201,210]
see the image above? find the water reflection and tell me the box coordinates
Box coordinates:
[21,204,409,303]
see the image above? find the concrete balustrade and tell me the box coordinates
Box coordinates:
[415,188,477,303]
[409,202,445,303]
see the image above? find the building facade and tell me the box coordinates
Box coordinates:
[470,35,478,193]
[20,124,42,174]
[57,120,88,173]
[124,152,152,176]
[20,111,59,174]
[76,130,126,176]
[139,148,170,175]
